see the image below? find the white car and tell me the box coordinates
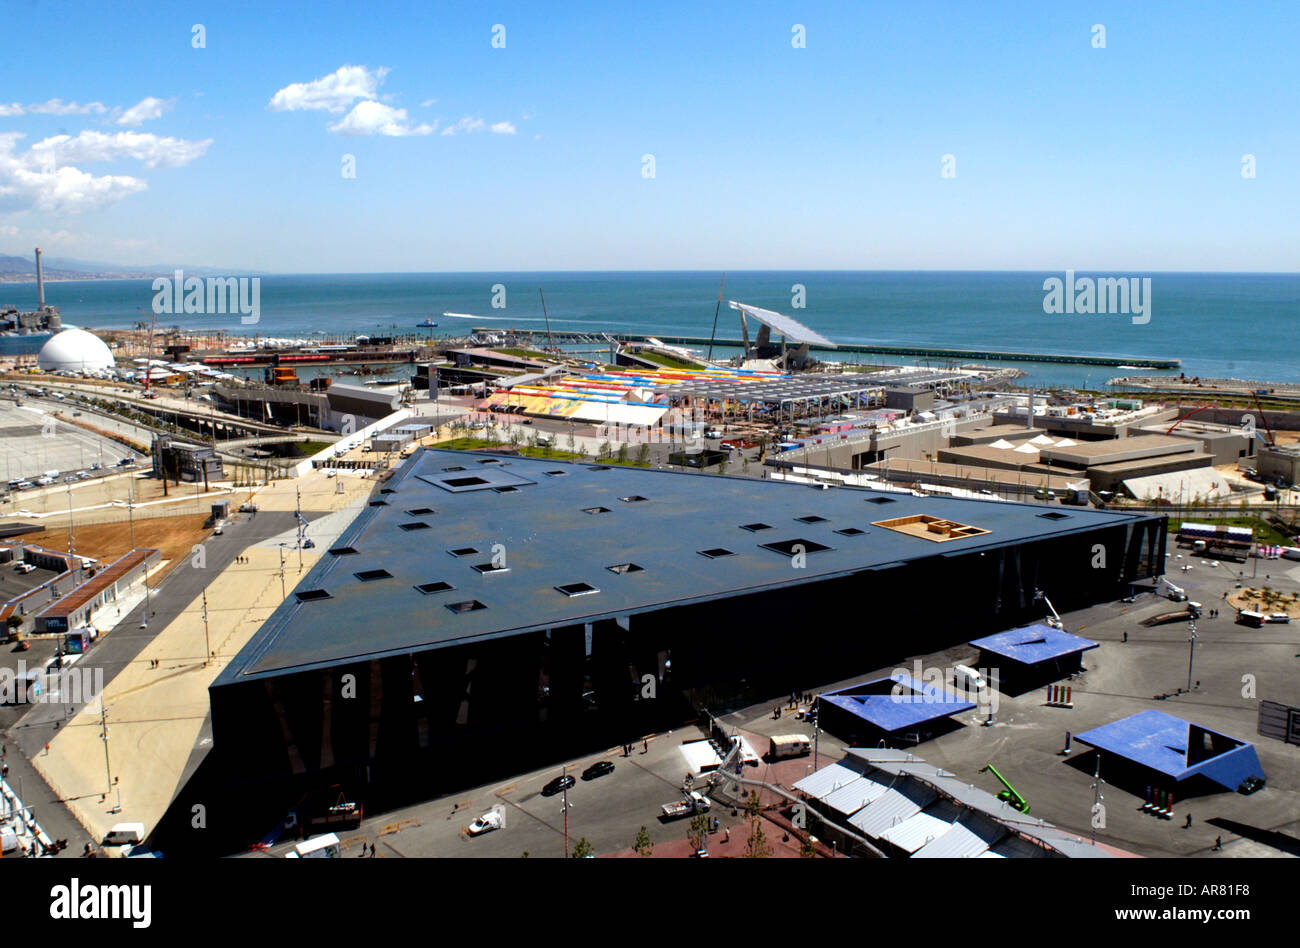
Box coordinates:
[467,811,504,836]
[15,563,35,574]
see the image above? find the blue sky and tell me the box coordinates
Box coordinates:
[0,0,1295,272]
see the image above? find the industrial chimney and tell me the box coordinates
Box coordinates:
[1025,390,1034,429]
[35,247,45,309]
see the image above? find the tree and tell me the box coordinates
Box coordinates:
[633,825,654,858]
[687,813,710,852]
[716,455,728,476]
[636,444,649,467]
[617,443,629,465]
[799,833,817,858]
[743,790,771,858]
[570,837,594,858]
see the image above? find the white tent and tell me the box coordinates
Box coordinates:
[988,439,1014,449]
[1028,434,1056,446]
[1013,443,1040,454]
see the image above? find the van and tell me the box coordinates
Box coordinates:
[768,734,811,760]
[535,433,554,448]
[953,664,987,694]
[103,822,145,846]
[287,832,341,859]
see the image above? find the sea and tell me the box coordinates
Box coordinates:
[7,271,1298,390]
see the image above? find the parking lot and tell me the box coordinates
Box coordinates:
[0,396,139,488]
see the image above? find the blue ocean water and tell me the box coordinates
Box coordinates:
[12,271,1298,389]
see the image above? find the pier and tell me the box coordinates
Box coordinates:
[473,329,1181,370]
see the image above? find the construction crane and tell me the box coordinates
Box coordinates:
[1033,588,1064,630]
[979,764,1030,813]
[1249,391,1276,448]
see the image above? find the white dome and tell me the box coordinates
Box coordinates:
[37,328,115,373]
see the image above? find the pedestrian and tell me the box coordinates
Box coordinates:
[1122,631,1128,643]
[370,843,376,857]
[642,738,648,754]
[1213,835,1222,851]
[1184,813,1192,828]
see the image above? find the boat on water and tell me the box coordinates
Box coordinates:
[417,318,438,328]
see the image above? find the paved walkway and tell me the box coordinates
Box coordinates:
[31,544,321,844]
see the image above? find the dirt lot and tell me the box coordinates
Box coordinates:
[27,514,210,582]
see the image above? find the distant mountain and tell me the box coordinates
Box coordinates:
[0,253,268,282]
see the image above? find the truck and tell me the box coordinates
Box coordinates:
[768,734,812,760]
[660,790,711,820]
[102,822,145,846]
[1160,577,1187,602]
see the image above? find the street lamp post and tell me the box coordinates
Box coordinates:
[1186,622,1198,693]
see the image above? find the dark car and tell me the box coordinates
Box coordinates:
[581,761,615,781]
[541,774,575,797]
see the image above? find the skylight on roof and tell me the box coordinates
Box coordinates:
[295,589,332,602]
[698,548,735,559]
[446,600,486,614]
[448,547,479,557]
[583,506,611,515]
[556,582,599,597]
[606,563,644,574]
[795,515,827,524]
[414,581,455,595]
[760,538,833,557]
[865,496,896,505]
[355,569,393,582]
[399,522,431,531]
[472,562,509,575]
[740,522,772,532]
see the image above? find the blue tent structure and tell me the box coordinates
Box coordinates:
[969,623,1099,694]
[1075,710,1265,795]
[819,673,976,747]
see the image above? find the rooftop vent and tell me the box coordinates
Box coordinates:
[544,470,568,477]
[1037,511,1071,520]
[355,569,393,582]
[583,506,611,515]
[472,562,509,575]
[444,476,490,488]
[618,495,649,503]
[606,563,644,574]
[556,582,599,597]
[587,465,611,471]
[698,548,736,559]
[295,589,332,602]
[760,538,833,557]
[493,486,520,494]
[399,521,431,532]
[478,458,503,465]
[414,581,455,595]
[406,507,436,516]
[379,488,396,494]
[368,500,389,507]
[865,496,897,505]
[740,522,773,532]
[834,527,866,537]
[446,600,486,614]
[448,547,479,557]
[443,466,466,472]
[328,546,359,555]
[796,515,827,524]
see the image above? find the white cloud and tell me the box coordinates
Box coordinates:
[0,129,209,214]
[28,130,212,169]
[420,98,437,108]
[268,65,389,114]
[441,116,487,137]
[26,99,108,116]
[0,104,22,117]
[490,121,517,135]
[328,101,434,137]
[116,96,173,126]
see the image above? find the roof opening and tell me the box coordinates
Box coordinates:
[415,581,455,594]
[834,527,866,537]
[795,515,827,524]
[398,521,431,532]
[544,470,568,477]
[740,522,772,532]
[865,496,897,505]
[556,582,599,597]
[444,476,490,488]
[446,599,486,614]
[619,495,649,503]
[448,547,479,557]
[355,569,393,582]
[493,486,520,494]
[368,500,389,507]
[443,466,466,472]
[760,538,833,557]
[328,546,359,555]
[583,506,611,515]
[295,589,332,602]
[1038,511,1071,520]
[586,465,611,471]
[379,488,396,494]
[472,562,509,575]
[698,548,736,559]
[406,507,436,516]
[478,458,503,465]
[607,563,644,574]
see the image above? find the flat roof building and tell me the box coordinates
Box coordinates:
[208,448,1166,804]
